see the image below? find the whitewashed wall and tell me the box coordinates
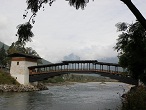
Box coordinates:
[10,59,37,85]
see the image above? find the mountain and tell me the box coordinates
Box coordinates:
[40,59,51,65]
[63,53,80,61]
[0,41,9,50]
[0,41,51,65]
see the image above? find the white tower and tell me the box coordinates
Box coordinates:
[9,53,41,85]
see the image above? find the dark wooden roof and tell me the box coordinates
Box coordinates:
[95,62,120,66]
[8,53,41,59]
[62,60,98,63]
[28,60,121,69]
[28,63,67,69]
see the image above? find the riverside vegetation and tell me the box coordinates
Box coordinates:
[42,74,118,84]
[0,69,18,85]
[121,86,146,110]
[0,69,48,92]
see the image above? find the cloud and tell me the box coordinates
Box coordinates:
[0,16,15,44]
[1,0,146,63]
[0,16,8,29]
[36,42,118,63]
[74,43,118,59]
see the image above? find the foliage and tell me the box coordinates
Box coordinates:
[43,74,117,83]
[16,22,34,43]
[0,70,19,85]
[66,0,90,10]
[115,21,146,84]
[7,41,40,56]
[0,45,7,67]
[7,41,42,64]
[43,75,65,83]
[65,74,116,82]
[121,86,146,110]
[25,0,91,13]
[7,42,25,54]
[26,0,53,13]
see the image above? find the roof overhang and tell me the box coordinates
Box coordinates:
[8,53,41,59]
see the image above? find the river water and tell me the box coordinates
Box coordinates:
[0,82,132,110]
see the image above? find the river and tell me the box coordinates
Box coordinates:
[0,82,132,110]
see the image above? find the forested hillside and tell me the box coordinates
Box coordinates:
[0,41,51,65]
[0,41,9,50]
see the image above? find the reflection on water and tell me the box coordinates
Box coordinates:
[0,82,131,110]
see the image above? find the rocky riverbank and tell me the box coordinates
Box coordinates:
[0,83,48,92]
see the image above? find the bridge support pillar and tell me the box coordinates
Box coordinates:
[8,53,41,85]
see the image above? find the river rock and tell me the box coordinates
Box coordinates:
[0,83,48,92]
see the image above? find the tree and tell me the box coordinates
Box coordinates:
[7,41,42,64]
[16,0,146,43]
[0,45,7,67]
[121,0,146,30]
[115,21,146,85]
[25,47,39,56]
[7,42,26,55]
[7,41,39,56]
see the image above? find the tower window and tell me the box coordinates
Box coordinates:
[17,62,19,65]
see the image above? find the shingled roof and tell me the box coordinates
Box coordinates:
[8,53,41,59]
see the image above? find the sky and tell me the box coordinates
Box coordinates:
[0,0,146,63]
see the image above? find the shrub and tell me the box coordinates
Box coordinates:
[43,75,65,83]
[121,86,146,110]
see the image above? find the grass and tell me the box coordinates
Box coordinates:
[0,69,19,85]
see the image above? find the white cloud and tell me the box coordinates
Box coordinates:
[0,16,8,29]
[0,15,17,44]
[0,0,146,63]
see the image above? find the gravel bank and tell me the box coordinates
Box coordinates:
[0,83,48,92]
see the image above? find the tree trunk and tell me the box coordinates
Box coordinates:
[121,0,146,30]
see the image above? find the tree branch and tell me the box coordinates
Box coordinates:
[121,0,146,30]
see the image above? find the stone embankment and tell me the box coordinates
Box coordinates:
[0,83,48,92]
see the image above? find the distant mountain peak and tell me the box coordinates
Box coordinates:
[63,53,80,61]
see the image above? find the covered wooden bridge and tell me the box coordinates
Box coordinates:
[28,60,123,75]
[28,60,136,85]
